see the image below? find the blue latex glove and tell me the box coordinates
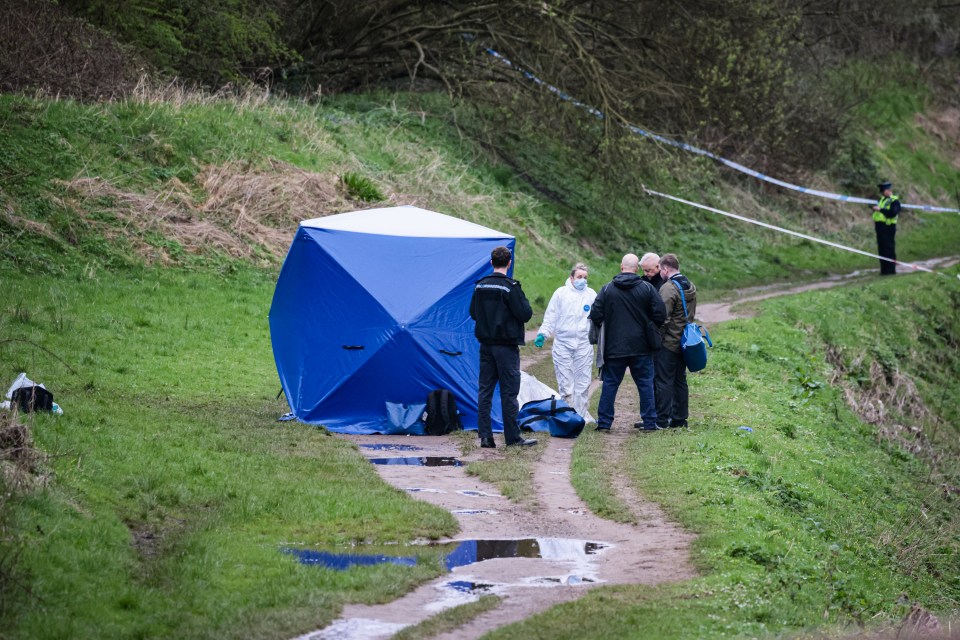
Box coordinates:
[534,333,545,348]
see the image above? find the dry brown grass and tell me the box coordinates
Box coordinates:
[0,202,62,247]
[127,76,284,112]
[825,345,942,463]
[61,159,359,265]
[0,409,45,494]
[915,107,960,172]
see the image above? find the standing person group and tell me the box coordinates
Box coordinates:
[469,245,702,448]
[588,252,700,432]
[871,181,901,275]
[587,254,666,431]
[534,263,597,422]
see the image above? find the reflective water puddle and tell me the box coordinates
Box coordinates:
[359,444,424,452]
[284,549,417,569]
[369,456,463,467]
[456,489,501,498]
[446,580,495,593]
[285,538,608,571]
[442,539,606,571]
[530,575,595,586]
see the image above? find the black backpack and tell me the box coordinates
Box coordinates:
[424,389,462,435]
[12,385,54,413]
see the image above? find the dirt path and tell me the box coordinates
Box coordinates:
[301,423,695,640]
[698,255,958,325]
[297,258,957,639]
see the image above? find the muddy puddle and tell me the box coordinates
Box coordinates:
[285,537,607,572]
[359,443,424,452]
[298,422,696,639]
[369,456,463,467]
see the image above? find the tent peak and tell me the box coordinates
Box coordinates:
[300,205,512,239]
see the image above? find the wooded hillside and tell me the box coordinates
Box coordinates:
[5,0,960,176]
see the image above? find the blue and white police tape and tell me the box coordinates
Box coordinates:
[642,185,959,279]
[484,47,960,215]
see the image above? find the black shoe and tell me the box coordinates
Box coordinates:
[479,437,496,449]
[669,420,688,428]
[506,438,537,447]
[595,426,611,432]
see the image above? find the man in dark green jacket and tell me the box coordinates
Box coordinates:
[656,253,697,429]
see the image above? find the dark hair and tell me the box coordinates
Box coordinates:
[491,246,512,268]
[660,253,680,270]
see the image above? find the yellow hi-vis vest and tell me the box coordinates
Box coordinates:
[873,195,900,225]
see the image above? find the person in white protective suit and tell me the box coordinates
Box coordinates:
[534,263,597,422]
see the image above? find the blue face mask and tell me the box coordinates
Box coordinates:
[573,278,588,291]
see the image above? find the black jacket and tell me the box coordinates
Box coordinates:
[641,273,665,290]
[589,272,666,358]
[469,272,533,345]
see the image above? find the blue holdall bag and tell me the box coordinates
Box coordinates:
[517,397,585,438]
[672,280,713,372]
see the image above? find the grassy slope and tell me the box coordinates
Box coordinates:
[492,271,960,640]
[0,60,958,638]
[1,267,462,639]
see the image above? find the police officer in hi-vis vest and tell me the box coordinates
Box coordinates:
[871,181,901,275]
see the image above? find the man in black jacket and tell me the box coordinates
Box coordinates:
[469,246,537,448]
[640,252,665,290]
[589,253,666,431]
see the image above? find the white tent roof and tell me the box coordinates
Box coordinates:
[300,205,511,239]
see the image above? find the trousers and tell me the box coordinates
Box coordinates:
[655,348,688,428]
[477,343,523,444]
[597,354,656,429]
[875,221,897,275]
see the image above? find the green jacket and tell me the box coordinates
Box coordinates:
[659,275,697,353]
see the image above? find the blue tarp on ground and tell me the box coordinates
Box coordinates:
[269,205,516,434]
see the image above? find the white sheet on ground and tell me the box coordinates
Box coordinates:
[518,371,594,424]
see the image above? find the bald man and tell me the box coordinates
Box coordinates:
[588,254,666,431]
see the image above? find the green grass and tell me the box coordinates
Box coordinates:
[465,441,547,506]
[543,270,960,640]
[3,80,959,307]
[0,264,459,639]
[569,428,636,524]
[1,59,959,639]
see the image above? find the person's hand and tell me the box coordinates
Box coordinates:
[534,333,545,348]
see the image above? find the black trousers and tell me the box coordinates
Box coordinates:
[655,348,688,428]
[477,343,522,444]
[875,221,897,275]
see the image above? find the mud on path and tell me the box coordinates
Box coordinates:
[298,258,957,639]
[303,414,695,639]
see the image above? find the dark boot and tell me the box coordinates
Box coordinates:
[479,437,496,449]
[506,438,537,447]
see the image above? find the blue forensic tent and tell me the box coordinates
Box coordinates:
[269,205,516,434]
